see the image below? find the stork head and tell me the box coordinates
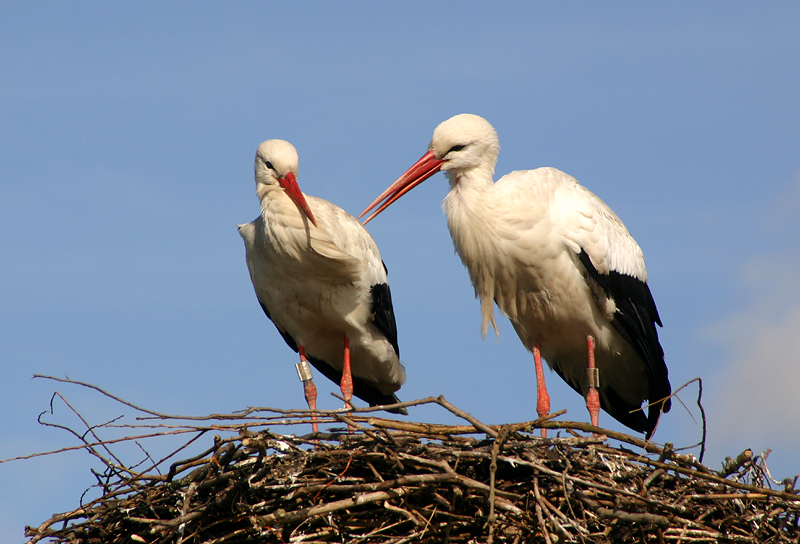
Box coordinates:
[360,114,500,224]
[254,139,317,226]
[429,114,500,176]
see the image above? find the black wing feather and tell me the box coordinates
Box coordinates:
[578,250,671,438]
[551,364,652,434]
[259,302,299,352]
[258,302,407,415]
[369,279,399,357]
[304,353,407,415]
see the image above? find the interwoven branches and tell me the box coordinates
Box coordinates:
[11,376,800,544]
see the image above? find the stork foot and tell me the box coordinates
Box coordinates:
[303,379,319,434]
[533,343,551,438]
[296,346,319,434]
[340,335,354,410]
[586,335,600,432]
[586,387,600,429]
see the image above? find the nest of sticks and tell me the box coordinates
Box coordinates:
[16,376,800,543]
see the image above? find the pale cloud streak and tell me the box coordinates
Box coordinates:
[702,172,800,476]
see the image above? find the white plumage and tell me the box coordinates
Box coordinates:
[239,139,406,417]
[362,114,670,437]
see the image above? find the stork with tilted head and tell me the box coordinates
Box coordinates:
[361,114,670,438]
[239,139,407,431]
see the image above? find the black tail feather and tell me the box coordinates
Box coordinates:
[259,302,406,415]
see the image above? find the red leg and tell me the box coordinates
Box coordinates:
[296,345,318,433]
[586,335,600,430]
[340,335,353,410]
[533,343,551,438]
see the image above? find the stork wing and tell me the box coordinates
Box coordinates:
[552,177,671,424]
[298,197,400,358]
[553,180,648,282]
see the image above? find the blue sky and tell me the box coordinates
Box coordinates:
[2,3,799,541]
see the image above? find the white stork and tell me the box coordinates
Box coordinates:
[361,114,670,438]
[239,139,407,431]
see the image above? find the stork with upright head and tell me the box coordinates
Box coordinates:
[361,114,670,439]
[239,139,407,431]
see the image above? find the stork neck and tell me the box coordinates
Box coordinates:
[256,182,284,203]
[445,164,495,192]
[442,167,502,238]
[441,166,502,340]
[257,183,298,225]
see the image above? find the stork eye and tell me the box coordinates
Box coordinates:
[448,145,466,154]
[265,160,275,171]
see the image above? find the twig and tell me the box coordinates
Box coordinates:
[435,395,499,438]
[254,488,414,526]
[720,449,753,478]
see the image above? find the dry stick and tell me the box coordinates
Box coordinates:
[534,501,554,544]
[537,480,589,538]
[47,391,130,473]
[135,429,210,487]
[383,502,425,527]
[662,377,707,462]
[35,373,334,423]
[366,409,567,438]
[514,433,604,448]
[368,419,482,436]
[34,398,127,474]
[25,506,90,542]
[636,457,800,501]
[418,505,437,541]
[6,421,275,469]
[390,528,429,544]
[487,427,512,525]
[1,428,208,465]
[576,491,670,527]
[378,427,403,449]
[312,452,355,502]
[35,374,435,423]
[695,377,707,463]
[176,482,199,544]
[367,461,385,483]
[288,473,455,498]
[127,510,204,529]
[509,454,693,518]
[167,438,222,481]
[397,454,525,517]
[625,376,707,463]
[398,453,522,502]
[690,493,770,500]
[34,375,176,418]
[537,418,710,474]
[720,449,754,478]
[355,519,419,542]
[532,477,555,544]
[487,437,500,524]
[335,414,387,444]
[328,391,439,415]
[643,442,674,490]
[435,395,499,438]
[253,487,414,526]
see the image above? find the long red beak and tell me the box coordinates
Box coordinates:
[278,172,317,227]
[360,150,444,225]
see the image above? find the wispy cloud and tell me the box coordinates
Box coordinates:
[707,263,800,430]
[702,171,800,475]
